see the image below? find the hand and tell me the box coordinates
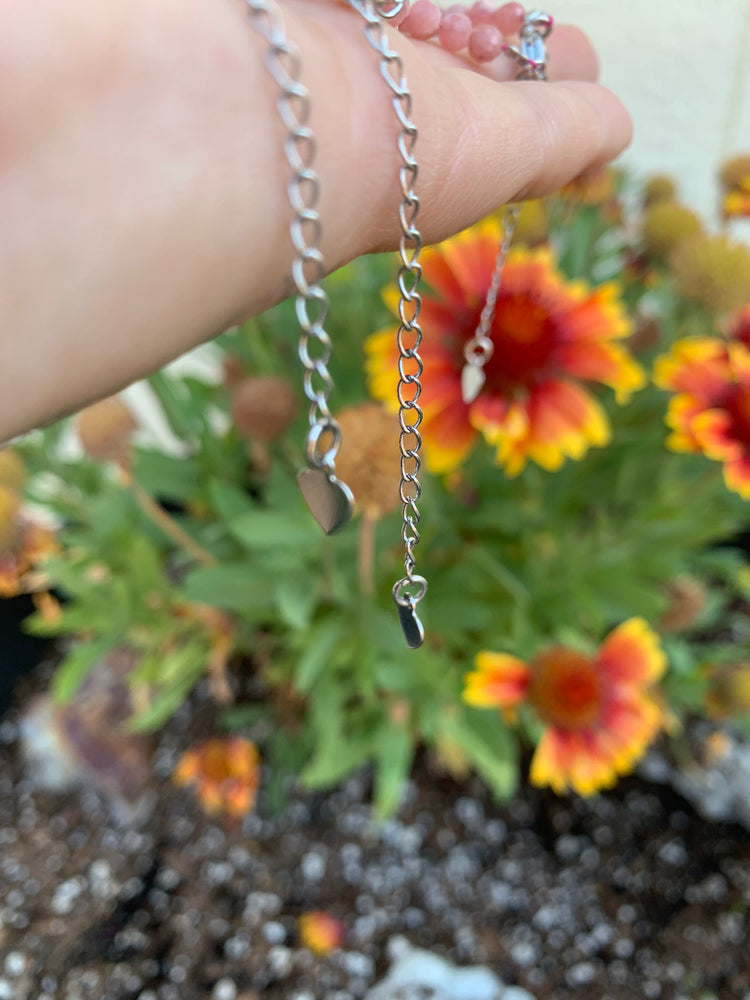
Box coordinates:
[0,0,631,441]
[285,0,630,257]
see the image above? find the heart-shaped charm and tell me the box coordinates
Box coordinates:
[461,363,485,404]
[298,468,354,535]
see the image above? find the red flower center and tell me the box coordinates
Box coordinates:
[529,648,604,731]
[734,319,750,351]
[480,295,560,393]
[201,742,235,783]
[723,383,750,448]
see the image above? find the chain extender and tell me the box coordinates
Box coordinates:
[245,0,355,537]
[347,0,428,649]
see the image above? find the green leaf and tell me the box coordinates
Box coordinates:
[53,637,120,703]
[302,728,373,788]
[372,658,414,694]
[220,704,268,730]
[149,643,206,687]
[441,707,518,801]
[181,563,274,614]
[468,548,531,604]
[130,678,197,732]
[208,479,255,522]
[148,371,204,439]
[228,509,319,551]
[300,672,374,788]
[133,449,202,503]
[127,534,166,597]
[275,577,316,630]
[294,619,348,692]
[373,722,413,819]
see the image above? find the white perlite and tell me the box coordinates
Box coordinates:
[640,722,750,831]
[364,937,536,1000]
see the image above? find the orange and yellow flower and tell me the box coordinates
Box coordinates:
[728,304,750,349]
[366,218,643,475]
[654,335,750,498]
[463,618,666,796]
[298,911,347,955]
[0,518,58,598]
[173,736,260,819]
[720,155,750,220]
[560,166,617,206]
[724,189,750,219]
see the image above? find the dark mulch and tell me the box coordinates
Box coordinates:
[1,663,750,1000]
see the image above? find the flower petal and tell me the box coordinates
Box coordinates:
[596,617,667,687]
[523,379,610,470]
[653,338,730,401]
[556,341,645,402]
[530,729,618,796]
[724,454,750,499]
[423,399,478,473]
[463,651,531,709]
[691,408,744,461]
[564,283,632,342]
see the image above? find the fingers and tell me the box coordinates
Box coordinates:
[303,4,600,81]
[542,24,600,82]
[285,7,632,260]
[406,74,632,247]
[221,0,632,322]
[423,23,600,83]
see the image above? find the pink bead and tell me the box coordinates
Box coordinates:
[469,1,495,24]
[468,23,503,62]
[400,0,442,39]
[438,11,472,51]
[443,3,468,12]
[493,2,524,35]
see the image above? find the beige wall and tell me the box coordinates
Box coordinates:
[437,0,750,226]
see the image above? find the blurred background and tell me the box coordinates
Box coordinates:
[439,0,750,223]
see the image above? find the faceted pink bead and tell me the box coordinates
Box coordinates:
[438,11,472,51]
[468,23,503,62]
[469,1,496,24]
[493,2,524,35]
[400,0,442,39]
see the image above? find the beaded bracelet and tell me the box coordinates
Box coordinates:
[396,0,553,65]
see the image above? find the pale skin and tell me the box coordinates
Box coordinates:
[0,0,632,442]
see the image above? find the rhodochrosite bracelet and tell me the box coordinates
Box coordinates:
[245,0,552,650]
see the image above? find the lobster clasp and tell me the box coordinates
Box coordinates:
[374,0,407,18]
[504,10,553,80]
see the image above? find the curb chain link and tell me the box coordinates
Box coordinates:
[244,0,344,473]
[347,1,429,636]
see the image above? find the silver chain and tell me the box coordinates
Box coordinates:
[246,1,551,644]
[461,10,553,405]
[461,204,520,403]
[244,0,354,536]
[347,0,428,648]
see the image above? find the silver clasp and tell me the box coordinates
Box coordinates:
[504,10,554,81]
[374,0,407,18]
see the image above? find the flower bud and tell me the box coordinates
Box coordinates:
[77,397,137,464]
[231,376,298,443]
